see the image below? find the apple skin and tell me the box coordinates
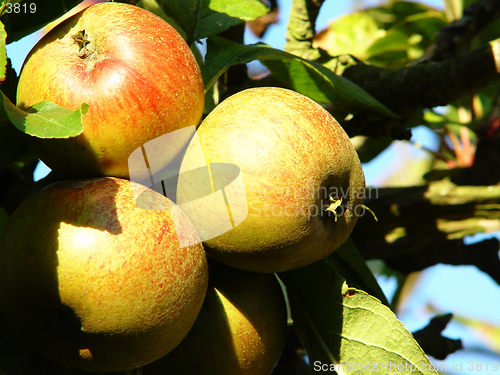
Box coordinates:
[177,87,365,273]
[142,260,287,375]
[16,2,204,180]
[0,177,208,372]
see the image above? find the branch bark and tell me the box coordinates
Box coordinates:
[412,314,463,360]
[351,180,500,284]
[422,0,500,62]
[338,38,500,118]
[284,0,325,60]
[273,0,500,137]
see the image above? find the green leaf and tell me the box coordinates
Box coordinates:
[365,11,447,68]
[160,0,268,44]
[279,259,439,374]
[366,0,437,30]
[314,12,386,60]
[328,238,390,307]
[0,21,6,82]
[0,207,8,237]
[0,122,29,171]
[356,136,394,163]
[366,27,410,57]
[0,93,86,138]
[205,36,398,118]
[1,0,85,44]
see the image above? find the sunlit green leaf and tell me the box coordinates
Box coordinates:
[366,0,437,30]
[314,12,385,60]
[366,11,447,67]
[160,0,268,44]
[279,258,439,374]
[0,93,86,138]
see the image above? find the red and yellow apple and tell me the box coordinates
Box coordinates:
[0,177,208,372]
[16,2,204,179]
[177,87,365,273]
[142,260,288,375]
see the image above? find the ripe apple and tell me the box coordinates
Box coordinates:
[177,87,365,273]
[0,177,208,372]
[16,2,205,179]
[142,260,287,375]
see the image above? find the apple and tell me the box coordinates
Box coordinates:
[0,177,208,372]
[177,87,365,273]
[142,260,287,375]
[16,2,205,180]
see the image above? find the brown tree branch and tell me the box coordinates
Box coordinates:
[284,0,325,60]
[263,0,500,138]
[351,181,500,284]
[422,0,500,62]
[412,314,463,360]
[338,38,500,118]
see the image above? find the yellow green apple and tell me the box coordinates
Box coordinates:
[142,260,287,375]
[0,177,208,372]
[177,87,365,273]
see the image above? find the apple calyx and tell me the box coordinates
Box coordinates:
[325,196,344,222]
[72,30,91,58]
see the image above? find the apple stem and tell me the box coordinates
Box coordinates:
[362,204,379,221]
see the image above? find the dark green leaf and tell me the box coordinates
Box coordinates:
[0,207,7,237]
[327,238,390,307]
[0,122,29,171]
[205,36,398,118]
[0,93,86,138]
[159,0,268,44]
[1,0,85,44]
[279,258,439,374]
[356,136,393,163]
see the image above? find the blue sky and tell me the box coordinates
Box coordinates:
[6,0,500,372]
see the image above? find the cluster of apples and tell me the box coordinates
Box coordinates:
[0,2,365,374]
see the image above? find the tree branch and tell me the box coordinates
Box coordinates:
[284,0,325,60]
[422,0,500,62]
[351,181,500,284]
[412,314,463,360]
[271,0,500,138]
[338,38,500,118]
